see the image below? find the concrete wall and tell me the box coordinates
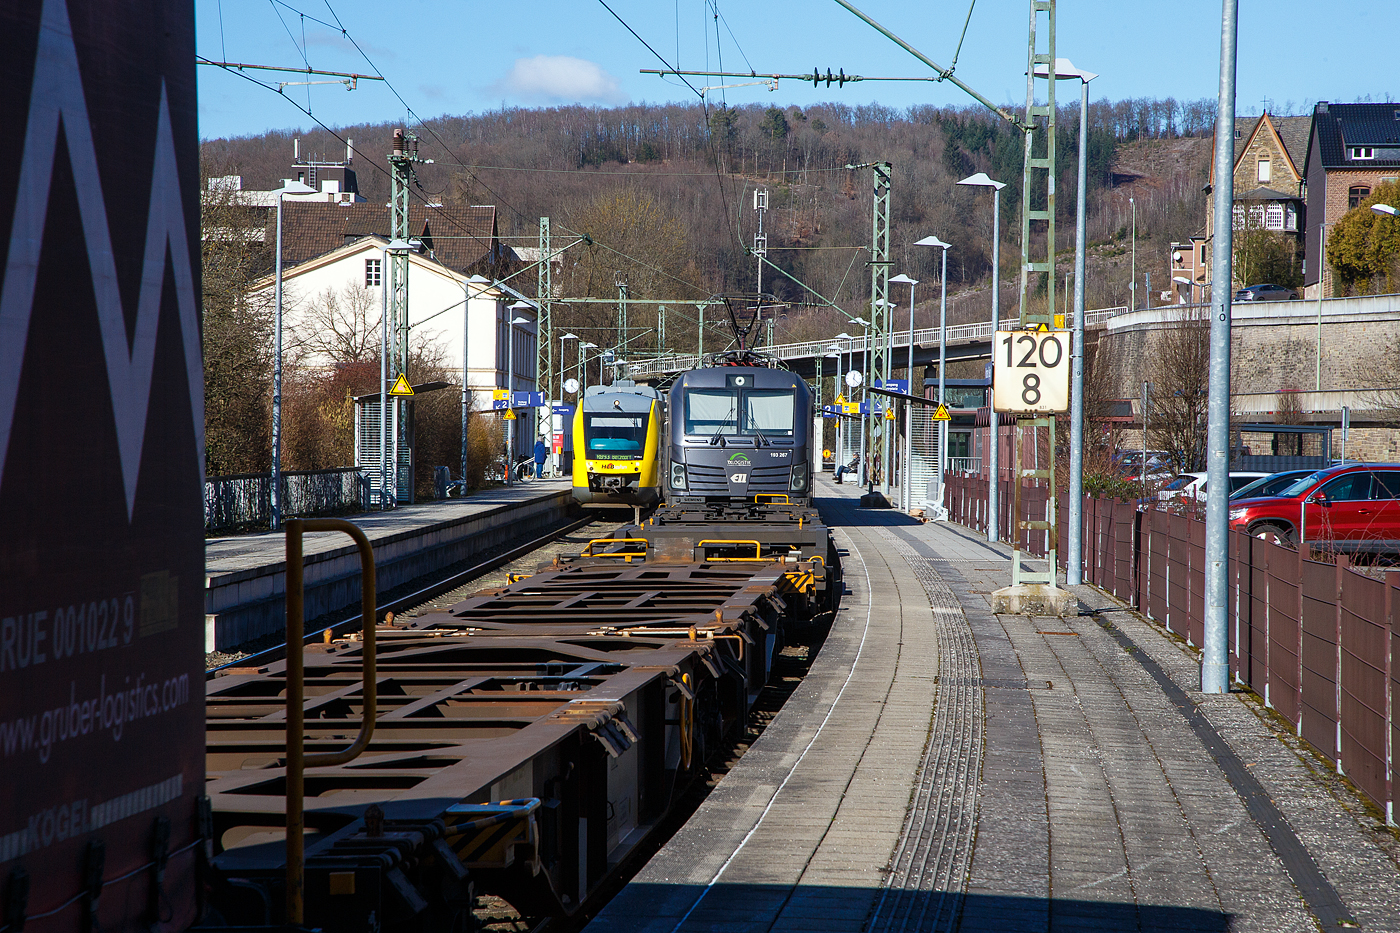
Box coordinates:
[1098,294,1400,400]
[205,489,577,651]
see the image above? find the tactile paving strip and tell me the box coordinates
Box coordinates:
[866,530,983,933]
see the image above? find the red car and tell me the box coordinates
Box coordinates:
[1228,463,1400,553]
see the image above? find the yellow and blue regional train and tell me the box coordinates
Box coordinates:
[571,382,666,509]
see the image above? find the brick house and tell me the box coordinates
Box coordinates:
[1196,112,1310,297]
[1302,101,1400,297]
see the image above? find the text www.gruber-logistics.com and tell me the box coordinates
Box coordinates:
[0,673,191,764]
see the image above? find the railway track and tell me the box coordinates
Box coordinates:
[201,501,840,931]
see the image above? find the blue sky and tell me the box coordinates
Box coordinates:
[196,1,1396,141]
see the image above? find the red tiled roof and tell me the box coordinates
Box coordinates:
[272,201,501,271]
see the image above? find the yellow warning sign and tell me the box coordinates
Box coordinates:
[502,408,517,420]
[823,448,833,459]
[835,394,846,404]
[884,409,896,421]
[492,388,510,401]
[932,403,952,421]
[389,373,414,397]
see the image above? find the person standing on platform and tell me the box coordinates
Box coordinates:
[533,435,548,479]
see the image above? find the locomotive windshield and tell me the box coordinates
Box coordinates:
[583,413,649,459]
[684,388,795,437]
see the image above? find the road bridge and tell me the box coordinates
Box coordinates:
[627,305,1130,380]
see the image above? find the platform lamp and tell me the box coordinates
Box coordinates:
[915,235,952,502]
[832,334,852,471]
[578,342,597,392]
[461,274,494,496]
[269,179,316,529]
[505,304,533,485]
[558,333,579,474]
[889,273,919,508]
[1034,57,1098,583]
[956,172,1007,539]
[850,318,871,487]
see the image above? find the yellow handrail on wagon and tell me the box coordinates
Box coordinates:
[697,539,768,562]
[582,537,649,562]
[754,494,790,504]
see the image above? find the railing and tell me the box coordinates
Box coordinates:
[947,457,982,475]
[628,306,1130,375]
[205,467,371,534]
[941,473,1400,826]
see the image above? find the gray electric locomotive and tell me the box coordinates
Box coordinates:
[666,364,815,505]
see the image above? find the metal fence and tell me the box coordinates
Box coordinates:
[204,467,371,535]
[943,474,1400,824]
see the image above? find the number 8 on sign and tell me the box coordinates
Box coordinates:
[992,330,1071,414]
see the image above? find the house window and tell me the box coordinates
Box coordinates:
[1266,203,1284,230]
[1199,243,1207,265]
[1351,147,1375,160]
[1257,158,1271,183]
[1349,186,1371,209]
[1285,204,1298,231]
[365,257,382,287]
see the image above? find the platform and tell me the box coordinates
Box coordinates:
[586,476,1400,932]
[204,479,575,651]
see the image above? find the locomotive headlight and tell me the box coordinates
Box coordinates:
[670,461,687,490]
[790,462,808,492]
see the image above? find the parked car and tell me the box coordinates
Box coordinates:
[1157,471,1269,504]
[1116,450,1172,483]
[1228,463,1400,553]
[1228,469,1317,501]
[1234,283,1298,301]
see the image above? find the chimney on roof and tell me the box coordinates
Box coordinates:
[294,137,300,159]
[346,139,353,162]
[1317,101,1329,114]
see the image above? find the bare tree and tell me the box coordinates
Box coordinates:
[201,160,274,475]
[1146,308,1210,474]
[291,284,382,365]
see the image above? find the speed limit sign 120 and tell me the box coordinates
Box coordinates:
[992,330,1071,413]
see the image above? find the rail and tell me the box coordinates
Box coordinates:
[947,456,982,474]
[205,467,370,534]
[627,306,1129,376]
[284,518,377,926]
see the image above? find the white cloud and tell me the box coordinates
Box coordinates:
[494,55,625,105]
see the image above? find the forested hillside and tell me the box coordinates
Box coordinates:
[202,95,1224,334]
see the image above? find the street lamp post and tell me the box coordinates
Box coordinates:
[1130,196,1137,311]
[1172,275,1194,305]
[889,273,919,511]
[270,180,316,529]
[956,172,1007,541]
[1035,58,1098,585]
[915,236,952,506]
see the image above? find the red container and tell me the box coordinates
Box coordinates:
[0,2,204,929]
